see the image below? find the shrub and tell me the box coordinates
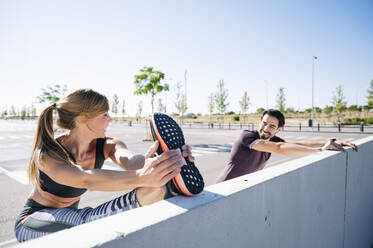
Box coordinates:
[232,115,240,121]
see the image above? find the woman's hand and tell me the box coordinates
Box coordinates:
[138,142,183,187]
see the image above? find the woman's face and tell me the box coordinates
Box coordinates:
[86,112,113,138]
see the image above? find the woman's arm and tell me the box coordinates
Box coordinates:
[107,138,196,170]
[106,138,146,170]
[37,149,183,192]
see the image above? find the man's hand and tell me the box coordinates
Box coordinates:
[321,139,358,152]
[334,140,358,152]
[181,145,195,162]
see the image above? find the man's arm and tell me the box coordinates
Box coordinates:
[250,137,354,156]
[250,140,321,156]
[287,139,358,151]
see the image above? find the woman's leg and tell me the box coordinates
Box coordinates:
[135,187,165,206]
[15,189,141,242]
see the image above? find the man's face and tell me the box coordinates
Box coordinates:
[258,114,282,139]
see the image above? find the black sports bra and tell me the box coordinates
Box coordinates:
[38,138,106,198]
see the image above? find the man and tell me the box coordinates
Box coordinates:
[216,109,358,183]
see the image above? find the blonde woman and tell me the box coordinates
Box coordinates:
[14,89,192,242]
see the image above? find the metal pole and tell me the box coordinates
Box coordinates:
[311,56,317,127]
[265,80,268,109]
[184,70,187,109]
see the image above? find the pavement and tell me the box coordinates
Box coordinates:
[0,120,371,247]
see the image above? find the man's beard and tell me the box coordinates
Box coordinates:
[259,130,271,140]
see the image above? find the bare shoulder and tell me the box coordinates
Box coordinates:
[37,150,69,173]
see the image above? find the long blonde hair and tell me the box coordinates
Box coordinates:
[28,88,109,186]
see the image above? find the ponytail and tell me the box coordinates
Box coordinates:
[28,104,72,186]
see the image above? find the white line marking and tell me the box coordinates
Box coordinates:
[192,149,216,154]
[282,135,294,139]
[0,238,17,247]
[310,137,322,140]
[0,166,29,185]
[294,136,307,140]
[8,135,20,139]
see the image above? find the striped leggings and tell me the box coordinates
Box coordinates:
[14,189,139,242]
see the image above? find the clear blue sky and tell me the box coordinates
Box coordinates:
[0,0,372,116]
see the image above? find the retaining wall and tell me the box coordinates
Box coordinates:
[17,136,373,248]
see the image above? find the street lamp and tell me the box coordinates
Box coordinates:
[311,56,318,127]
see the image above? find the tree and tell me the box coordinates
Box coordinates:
[323,105,333,114]
[30,104,37,117]
[367,79,373,107]
[174,82,188,120]
[157,98,164,113]
[208,93,215,124]
[256,107,265,114]
[331,85,347,123]
[285,107,295,113]
[133,66,169,114]
[121,100,126,117]
[37,84,67,104]
[276,87,286,112]
[214,79,229,122]
[10,105,17,116]
[137,101,143,118]
[239,91,250,124]
[111,94,119,116]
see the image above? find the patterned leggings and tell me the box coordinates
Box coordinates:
[14,189,139,242]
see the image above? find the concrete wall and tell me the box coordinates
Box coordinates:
[17,136,373,248]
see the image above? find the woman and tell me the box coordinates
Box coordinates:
[14,88,193,242]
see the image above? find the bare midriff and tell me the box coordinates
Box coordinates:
[29,187,81,208]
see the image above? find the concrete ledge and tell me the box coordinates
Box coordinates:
[17,136,373,248]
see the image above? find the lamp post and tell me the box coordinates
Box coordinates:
[265,80,268,109]
[311,56,318,127]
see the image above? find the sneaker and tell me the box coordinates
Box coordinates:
[150,113,204,196]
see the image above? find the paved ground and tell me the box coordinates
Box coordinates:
[0,120,371,247]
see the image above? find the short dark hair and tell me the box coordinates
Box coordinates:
[261,109,285,128]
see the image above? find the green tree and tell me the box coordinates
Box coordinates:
[30,104,37,117]
[137,101,143,118]
[10,105,17,116]
[133,66,169,114]
[256,107,265,114]
[315,107,322,113]
[332,85,347,122]
[239,91,250,124]
[121,100,126,117]
[21,106,27,120]
[285,107,295,114]
[174,82,187,120]
[208,93,215,123]
[1,109,8,118]
[111,94,119,116]
[157,98,164,113]
[323,105,333,114]
[367,79,373,107]
[37,84,67,104]
[214,79,229,121]
[276,87,286,112]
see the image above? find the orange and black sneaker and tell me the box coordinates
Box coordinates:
[150,113,204,196]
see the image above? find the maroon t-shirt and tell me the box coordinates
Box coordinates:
[216,130,284,183]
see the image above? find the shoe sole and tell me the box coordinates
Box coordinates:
[150,113,204,196]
